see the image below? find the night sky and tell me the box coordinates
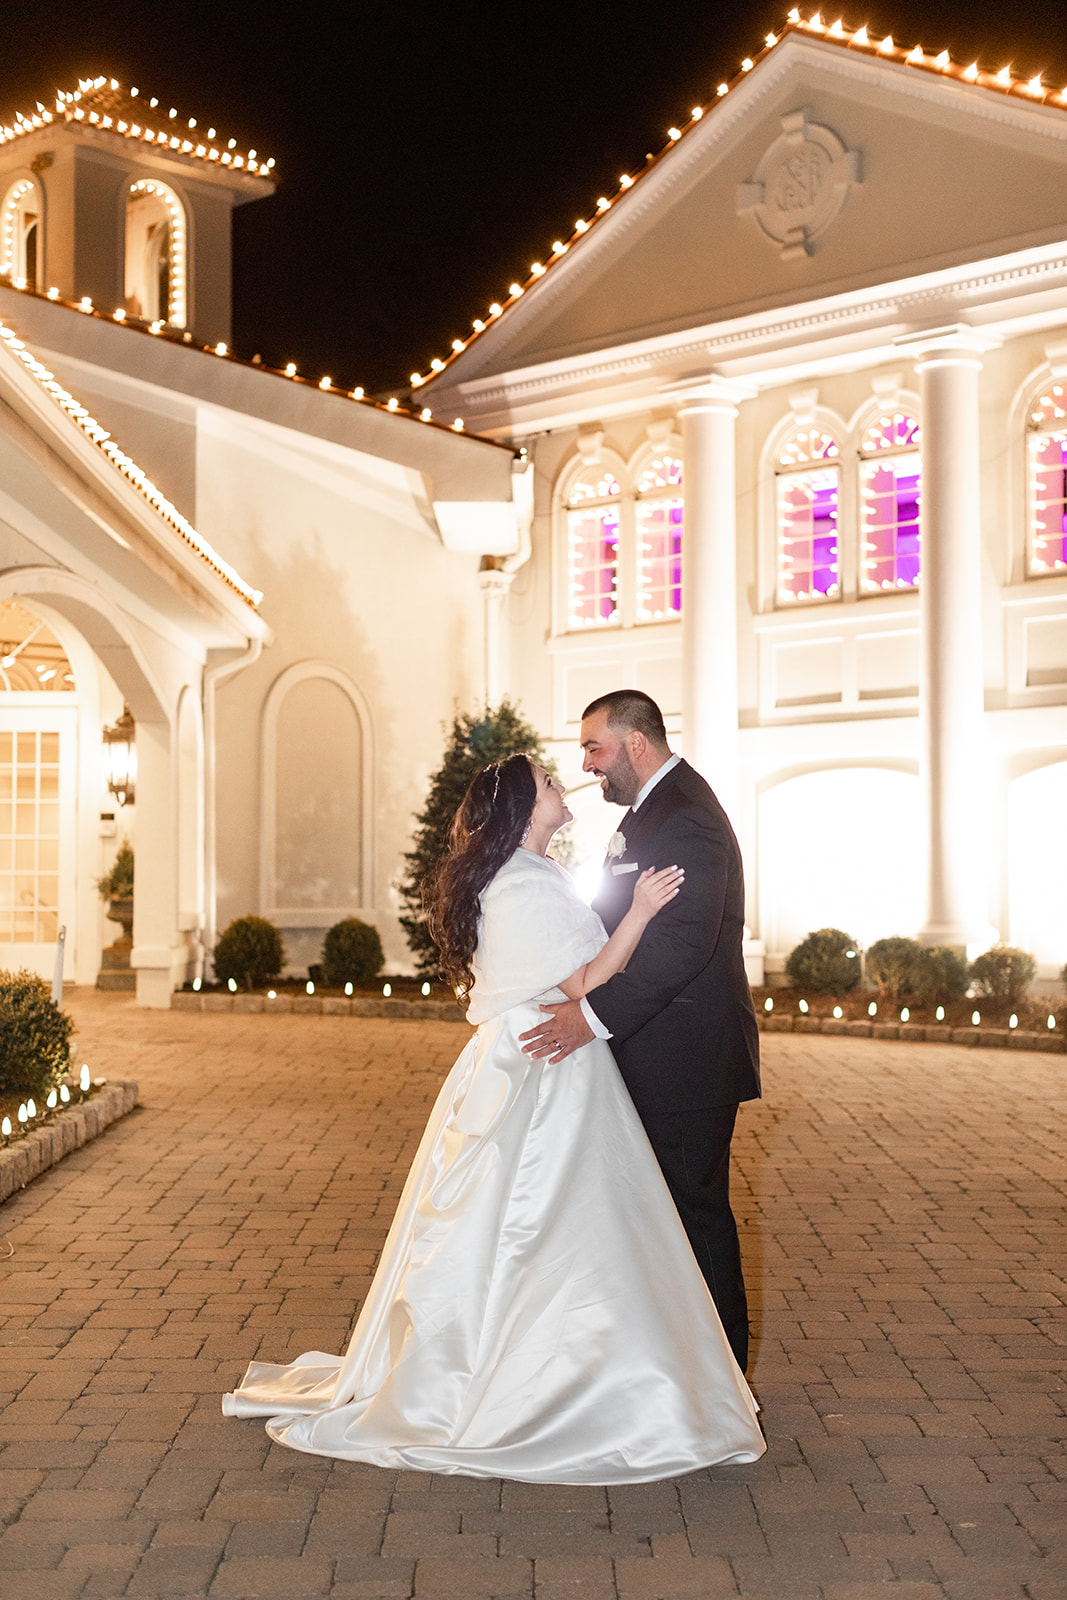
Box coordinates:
[4,0,1067,395]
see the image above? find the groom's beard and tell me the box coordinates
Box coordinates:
[600,747,640,807]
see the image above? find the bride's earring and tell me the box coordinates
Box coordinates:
[521,822,531,843]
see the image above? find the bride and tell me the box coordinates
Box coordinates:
[222,754,765,1483]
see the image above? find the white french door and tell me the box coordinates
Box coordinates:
[0,705,77,982]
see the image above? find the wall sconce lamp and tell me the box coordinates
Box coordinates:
[102,707,137,806]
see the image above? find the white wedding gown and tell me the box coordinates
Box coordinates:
[222,849,765,1483]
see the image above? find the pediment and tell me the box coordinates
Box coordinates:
[429,32,1067,387]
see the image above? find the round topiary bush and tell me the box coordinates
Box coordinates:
[213,916,284,990]
[969,945,1037,1005]
[784,928,861,993]
[912,945,970,1006]
[866,936,925,1000]
[321,917,384,987]
[0,969,73,1097]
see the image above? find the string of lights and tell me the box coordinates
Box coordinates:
[0,76,275,178]
[410,9,1067,390]
[0,317,264,607]
[0,274,482,436]
[4,20,1064,425]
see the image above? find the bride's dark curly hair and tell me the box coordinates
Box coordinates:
[425,753,537,996]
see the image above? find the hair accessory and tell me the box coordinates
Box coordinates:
[491,764,502,803]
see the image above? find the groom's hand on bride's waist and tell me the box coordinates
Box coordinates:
[519,1001,593,1061]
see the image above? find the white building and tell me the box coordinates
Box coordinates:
[0,76,519,1001]
[2,18,1066,1001]
[420,17,1067,981]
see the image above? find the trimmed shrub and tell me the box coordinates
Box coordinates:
[784,928,861,993]
[0,969,73,1097]
[969,945,1037,1005]
[866,936,925,1000]
[95,840,134,900]
[912,945,970,1006]
[213,916,284,990]
[322,918,384,987]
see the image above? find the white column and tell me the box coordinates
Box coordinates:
[911,330,997,951]
[130,716,180,1007]
[479,564,514,706]
[675,377,752,818]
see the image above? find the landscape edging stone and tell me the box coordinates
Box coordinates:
[0,1081,139,1204]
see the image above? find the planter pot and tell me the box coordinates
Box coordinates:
[107,895,134,943]
[98,896,136,990]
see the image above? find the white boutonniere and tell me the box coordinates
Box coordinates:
[605,831,627,860]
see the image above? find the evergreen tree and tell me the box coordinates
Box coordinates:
[398,701,550,977]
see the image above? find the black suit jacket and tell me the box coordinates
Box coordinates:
[588,759,760,1121]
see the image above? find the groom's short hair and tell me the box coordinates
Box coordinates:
[582,689,669,748]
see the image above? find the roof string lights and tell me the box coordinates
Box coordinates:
[0,271,471,436]
[0,317,261,606]
[0,75,277,178]
[410,9,1067,389]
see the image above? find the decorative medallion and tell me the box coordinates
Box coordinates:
[737,108,862,261]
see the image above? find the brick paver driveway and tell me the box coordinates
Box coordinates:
[0,991,1063,1600]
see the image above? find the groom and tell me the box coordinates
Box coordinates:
[521,689,760,1370]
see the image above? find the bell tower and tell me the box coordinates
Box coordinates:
[0,76,275,346]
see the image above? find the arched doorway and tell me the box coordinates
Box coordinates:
[0,571,179,999]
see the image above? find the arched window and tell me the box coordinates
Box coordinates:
[566,468,620,628]
[775,428,840,604]
[1027,385,1067,576]
[125,180,186,326]
[0,598,76,692]
[858,412,921,592]
[0,178,42,290]
[635,454,683,621]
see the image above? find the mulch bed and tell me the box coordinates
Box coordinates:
[751,986,1065,1032]
[180,975,453,1000]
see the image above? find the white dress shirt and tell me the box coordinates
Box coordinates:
[580,754,680,1039]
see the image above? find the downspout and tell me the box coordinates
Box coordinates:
[477,451,534,703]
[504,448,534,576]
[202,636,262,975]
